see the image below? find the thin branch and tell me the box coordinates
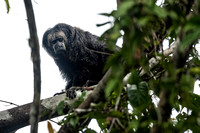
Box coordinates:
[0,100,19,107]
[77,68,112,109]
[108,95,121,133]
[23,0,41,133]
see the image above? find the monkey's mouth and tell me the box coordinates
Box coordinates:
[55,48,66,54]
[53,43,66,54]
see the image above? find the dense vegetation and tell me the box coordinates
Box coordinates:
[3,0,200,133]
[75,0,200,132]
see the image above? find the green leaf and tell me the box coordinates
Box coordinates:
[115,1,134,17]
[84,128,97,133]
[180,75,195,92]
[138,17,149,27]
[56,101,65,115]
[176,113,185,123]
[168,11,178,19]
[154,6,167,18]
[180,29,200,51]
[96,119,107,130]
[127,81,149,108]
[128,120,139,130]
[4,0,10,13]
[106,78,119,97]
[69,116,79,127]
[190,67,200,75]
[108,110,123,118]
[129,70,140,85]
[189,93,200,109]
[186,15,200,28]
[174,102,180,112]
[180,93,200,110]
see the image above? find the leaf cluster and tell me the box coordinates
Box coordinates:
[58,0,200,132]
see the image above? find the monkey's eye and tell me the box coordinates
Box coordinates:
[52,40,56,44]
[58,38,63,42]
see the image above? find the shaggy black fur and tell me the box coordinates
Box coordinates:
[42,23,112,97]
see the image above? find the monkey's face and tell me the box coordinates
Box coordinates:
[48,31,67,55]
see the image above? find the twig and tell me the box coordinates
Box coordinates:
[108,95,121,133]
[116,118,125,130]
[49,119,59,125]
[0,100,19,107]
[69,85,97,91]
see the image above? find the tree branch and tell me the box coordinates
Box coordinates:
[0,94,80,133]
[23,0,41,133]
[57,68,112,133]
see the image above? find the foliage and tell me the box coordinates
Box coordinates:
[59,0,200,132]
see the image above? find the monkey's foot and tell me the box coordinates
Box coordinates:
[66,87,84,99]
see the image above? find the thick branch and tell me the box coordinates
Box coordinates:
[0,94,81,133]
[78,68,111,109]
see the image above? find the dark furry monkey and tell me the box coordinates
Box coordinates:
[42,23,112,98]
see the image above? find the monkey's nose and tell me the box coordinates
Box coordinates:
[53,42,65,54]
[55,43,62,49]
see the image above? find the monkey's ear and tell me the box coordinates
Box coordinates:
[59,24,76,43]
[42,29,51,49]
[42,29,57,57]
